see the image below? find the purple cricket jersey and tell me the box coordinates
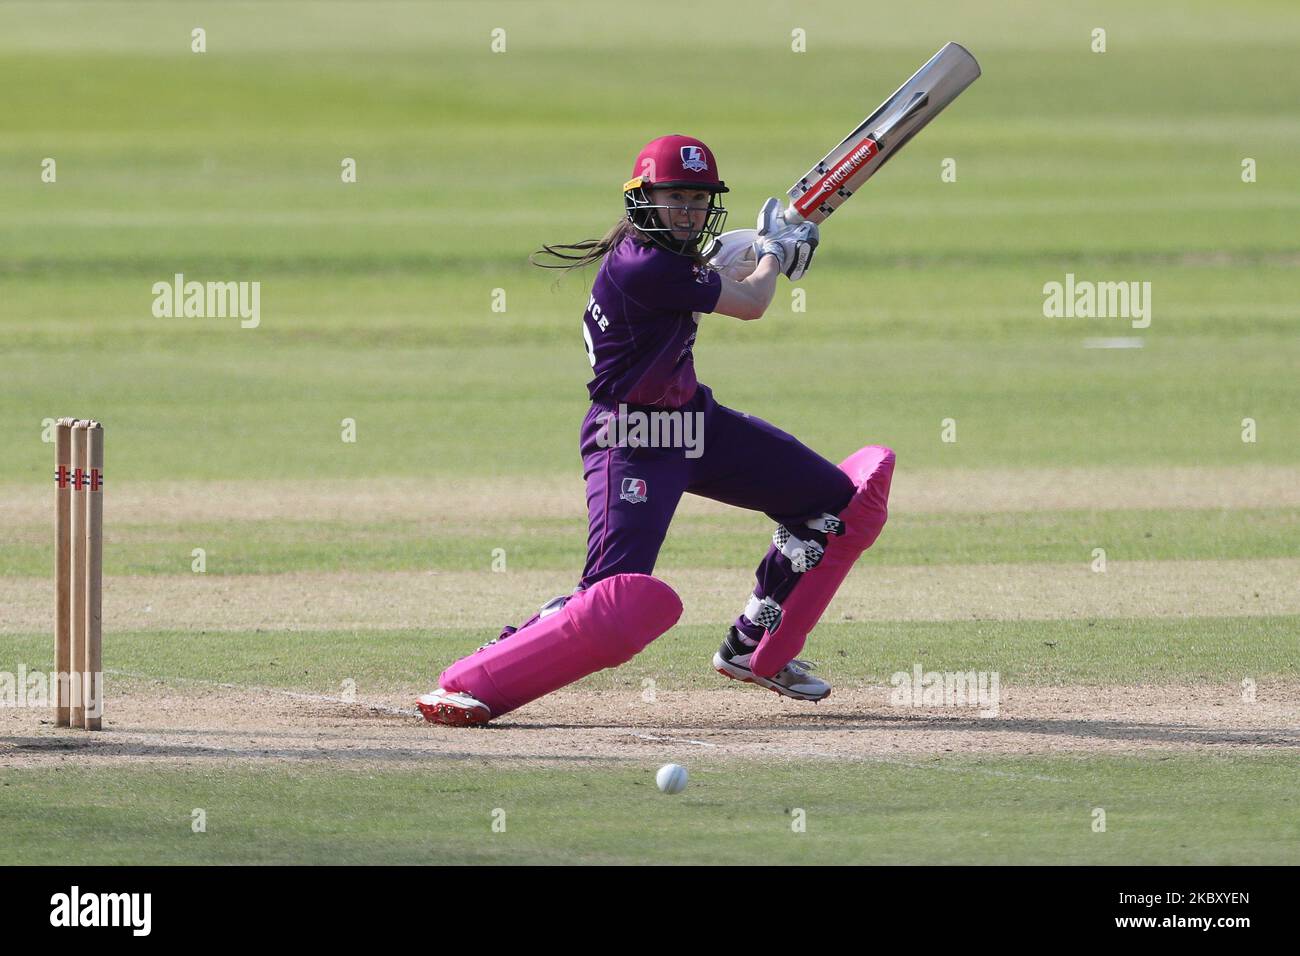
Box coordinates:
[583,233,723,409]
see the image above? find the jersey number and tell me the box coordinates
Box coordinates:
[582,321,596,368]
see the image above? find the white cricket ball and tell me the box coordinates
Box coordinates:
[655,763,688,795]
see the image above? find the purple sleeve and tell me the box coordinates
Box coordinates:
[622,253,723,315]
[664,263,723,314]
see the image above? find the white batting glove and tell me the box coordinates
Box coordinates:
[754,198,820,281]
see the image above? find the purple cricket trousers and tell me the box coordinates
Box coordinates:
[578,384,854,618]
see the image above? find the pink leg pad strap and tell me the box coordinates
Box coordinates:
[749,445,895,678]
[439,573,682,718]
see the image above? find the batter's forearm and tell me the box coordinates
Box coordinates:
[745,254,781,311]
[715,255,780,321]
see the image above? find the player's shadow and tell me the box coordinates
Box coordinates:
[783,711,1300,747]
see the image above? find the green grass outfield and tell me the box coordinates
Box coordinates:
[7,757,1299,865]
[1,2,1297,481]
[1,1,1298,865]
[5,506,1300,576]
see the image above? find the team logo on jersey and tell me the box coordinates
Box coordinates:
[680,146,708,173]
[620,477,648,504]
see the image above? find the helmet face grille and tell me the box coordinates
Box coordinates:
[623,185,728,256]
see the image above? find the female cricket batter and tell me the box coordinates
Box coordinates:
[419,135,894,726]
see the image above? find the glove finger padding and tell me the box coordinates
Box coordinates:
[784,222,819,281]
[752,198,820,280]
[756,197,785,237]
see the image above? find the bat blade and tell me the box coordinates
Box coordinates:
[785,42,980,225]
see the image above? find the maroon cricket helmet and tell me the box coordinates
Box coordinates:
[623,135,729,255]
[625,134,729,193]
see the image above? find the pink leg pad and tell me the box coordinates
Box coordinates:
[749,445,895,678]
[439,573,682,718]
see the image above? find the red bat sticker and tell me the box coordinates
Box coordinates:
[792,136,881,217]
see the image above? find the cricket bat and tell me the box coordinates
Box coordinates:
[706,43,979,278]
[784,42,980,225]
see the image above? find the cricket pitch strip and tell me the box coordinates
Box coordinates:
[4,681,1296,771]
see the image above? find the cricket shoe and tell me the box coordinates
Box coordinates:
[712,626,831,702]
[417,688,492,726]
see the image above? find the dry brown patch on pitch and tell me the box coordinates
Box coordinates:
[2,681,1296,771]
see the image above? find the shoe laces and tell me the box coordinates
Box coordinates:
[782,659,817,677]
